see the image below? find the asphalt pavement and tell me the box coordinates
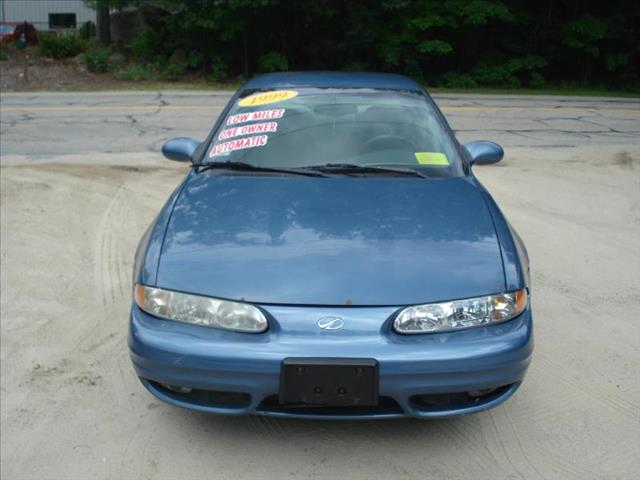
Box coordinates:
[1,91,639,480]
[2,91,639,157]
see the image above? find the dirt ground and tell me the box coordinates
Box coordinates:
[1,46,102,91]
[1,92,639,480]
[0,47,208,92]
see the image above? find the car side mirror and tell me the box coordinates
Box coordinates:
[161,137,200,163]
[464,140,504,165]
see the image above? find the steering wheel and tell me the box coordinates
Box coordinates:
[359,135,414,154]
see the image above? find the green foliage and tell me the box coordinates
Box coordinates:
[84,0,640,90]
[603,53,628,72]
[458,0,512,25]
[78,21,96,39]
[163,63,186,80]
[258,52,289,73]
[130,28,164,60]
[471,55,547,87]
[108,52,126,70]
[563,15,608,57]
[207,56,227,84]
[0,49,8,61]
[114,62,161,81]
[186,51,204,70]
[410,13,452,31]
[84,49,110,73]
[441,72,477,88]
[529,72,545,88]
[416,40,452,55]
[84,0,133,8]
[38,32,85,59]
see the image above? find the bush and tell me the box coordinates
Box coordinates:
[108,52,126,71]
[163,63,186,80]
[207,56,227,84]
[529,71,545,88]
[78,21,96,39]
[470,55,546,88]
[0,49,7,61]
[441,72,477,88]
[471,62,520,88]
[130,28,164,60]
[84,50,109,73]
[258,51,288,73]
[187,50,204,70]
[114,63,161,81]
[38,31,85,59]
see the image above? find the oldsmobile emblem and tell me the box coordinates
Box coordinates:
[316,316,345,330]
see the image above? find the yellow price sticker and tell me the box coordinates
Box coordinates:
[238,90,298,107]
[415,152,449,166]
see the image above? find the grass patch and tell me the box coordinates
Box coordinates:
[113,63,162,81]
[52,83,640,97]
[128,81,242,91]
[5,79,240,93]
[5,81,637,97]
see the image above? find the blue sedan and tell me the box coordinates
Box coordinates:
[129,72,532,419]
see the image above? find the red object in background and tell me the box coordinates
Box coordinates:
[0,22,38,45]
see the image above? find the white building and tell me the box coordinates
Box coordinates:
[0,0,96,30]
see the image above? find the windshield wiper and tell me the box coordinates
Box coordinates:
[196,161,328,177]
[303,163,427,178]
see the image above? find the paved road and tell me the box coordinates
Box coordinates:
[1,91,639,157]
[1,92,639,480]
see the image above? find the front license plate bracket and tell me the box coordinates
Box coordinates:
[279,358,379,406]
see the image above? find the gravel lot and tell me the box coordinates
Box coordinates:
[1,91,639,480]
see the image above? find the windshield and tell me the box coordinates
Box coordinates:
[0,25,15,35]
[204,88,464,177]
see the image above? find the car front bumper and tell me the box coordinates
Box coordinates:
[129,303,533,419]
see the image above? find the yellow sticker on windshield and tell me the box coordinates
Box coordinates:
[238,90,298,107]
[415,152,449,166]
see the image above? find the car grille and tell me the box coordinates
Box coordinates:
[256,395,403,417]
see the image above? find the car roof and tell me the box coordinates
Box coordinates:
[242,71,424,92]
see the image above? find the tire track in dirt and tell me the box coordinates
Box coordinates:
[94,182,131,318]
[487,407,548,480]
[534,353,639,421]
[71,180,128,355]
[84,175,150,423]
[438,416,513,479]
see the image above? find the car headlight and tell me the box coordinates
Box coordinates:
[134,284,268,333]
[393,289,527,334]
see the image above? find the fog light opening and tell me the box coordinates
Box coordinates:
[162,383,193,394]
[411,385,513,412]
[467,388,497,399]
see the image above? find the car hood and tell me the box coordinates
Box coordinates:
[157,174,505,306]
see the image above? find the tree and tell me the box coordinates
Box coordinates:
[82,0,640,90]
[96,4,111,45]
